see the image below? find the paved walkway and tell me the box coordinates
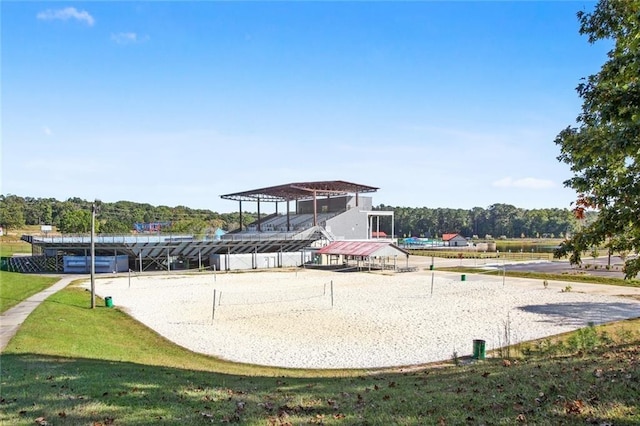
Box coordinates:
[0,275,82,352]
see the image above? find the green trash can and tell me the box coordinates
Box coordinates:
[461,274,466,281]
[429,264,434,270]
[472,339,486,360]
[105,296,114,308]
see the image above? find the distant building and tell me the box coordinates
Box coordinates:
[442,233,468,247]
[134,221,171,233]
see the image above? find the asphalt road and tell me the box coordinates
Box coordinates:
[502,256,630,279]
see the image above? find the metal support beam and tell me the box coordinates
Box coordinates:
[313,190,317,226]
[257,198,261,232]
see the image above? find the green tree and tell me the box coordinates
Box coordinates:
[0,195,26,230]
[168,218,208,235]
[554,0,640,278]
[59,209,94,233]
[100,219,131,234]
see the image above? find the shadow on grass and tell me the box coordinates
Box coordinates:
[519,301,640,326]
[0,353,339,425]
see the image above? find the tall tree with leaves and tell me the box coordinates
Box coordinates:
[555,0,640,278]
[0,195,26,230]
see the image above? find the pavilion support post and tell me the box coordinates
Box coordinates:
[257,198,261,232]
[167,248,170,272]
[286,200,291,231]
[253,246,258,269]
[313,191,317,226]
[239,201,243,232]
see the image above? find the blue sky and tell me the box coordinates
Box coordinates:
[2,1,608,213]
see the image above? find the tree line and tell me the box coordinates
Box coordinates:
[0,194,593,239]
[0,195,257,235]
[374,203,592,239]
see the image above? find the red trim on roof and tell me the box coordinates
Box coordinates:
[442,233,460,241]
[318,241,408,257]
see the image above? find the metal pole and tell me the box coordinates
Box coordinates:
[503,265,506,287]
[211,289,216,323]
[90,202,96,309]
[139,250,143,273]
[431,271,434,296]
[330,280,334,307]
[198,249,202,271]
[128,269,131,289]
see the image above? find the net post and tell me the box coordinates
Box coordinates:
[212,289,216,323]
[330,280,334,307]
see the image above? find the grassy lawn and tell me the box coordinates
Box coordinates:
[439,266,640,288]
[0,271,60,313]
[1,283,639,425]
[0,239,32,257]
[410,249,556,261]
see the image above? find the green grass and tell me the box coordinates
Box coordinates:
[439,266,640,287]
[2,282,639,425]
[411,249,555,261]
[0,271,60,313]
[0,239,32,257]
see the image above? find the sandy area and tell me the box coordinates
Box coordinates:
[87,268,640,369]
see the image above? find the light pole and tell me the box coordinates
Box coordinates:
[90,201,96,308]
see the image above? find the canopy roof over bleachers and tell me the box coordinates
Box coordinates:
[220,180,378,202]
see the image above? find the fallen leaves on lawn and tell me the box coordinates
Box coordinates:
[564,399,585,415]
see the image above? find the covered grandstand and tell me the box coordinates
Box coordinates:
[7,180,396,273]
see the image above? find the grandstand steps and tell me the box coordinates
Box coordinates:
[1,255,61,273]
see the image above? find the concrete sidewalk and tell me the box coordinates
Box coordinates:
[0,275,83,352]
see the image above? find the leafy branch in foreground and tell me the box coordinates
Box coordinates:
[554,0,640,279]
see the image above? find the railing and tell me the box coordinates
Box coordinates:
[23,227,330,245]
[25,233,203,244]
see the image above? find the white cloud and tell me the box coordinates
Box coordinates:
[43,126,52,136]
[492,177,555,190]
[111,32,149,45]
[37,7,95,26]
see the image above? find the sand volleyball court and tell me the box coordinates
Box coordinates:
[87,269,640,369]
